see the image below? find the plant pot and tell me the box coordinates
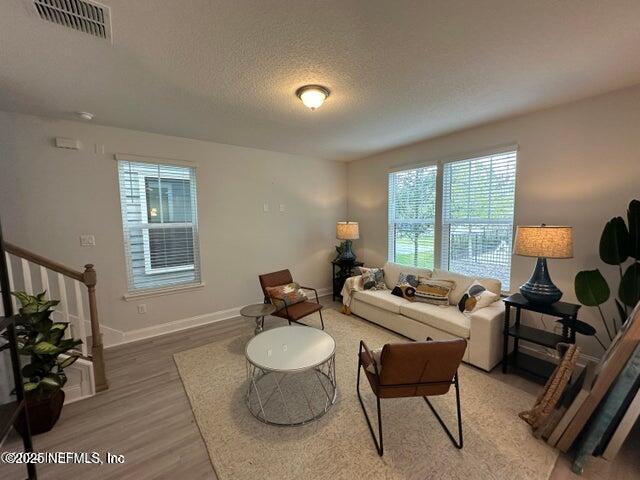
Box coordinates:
[14,389,65,436]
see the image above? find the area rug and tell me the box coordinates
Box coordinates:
[174,309,558,480]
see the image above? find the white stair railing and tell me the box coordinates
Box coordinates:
[0,242,107,392]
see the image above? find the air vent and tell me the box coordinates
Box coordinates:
[33,0,111,41]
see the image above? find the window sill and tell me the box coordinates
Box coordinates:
[123,282,205,301]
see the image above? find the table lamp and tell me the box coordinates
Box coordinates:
[513,225,573,305]
[335,221,359,263]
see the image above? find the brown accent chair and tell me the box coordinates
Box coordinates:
[258,269,324,330]
[357,337,467,455]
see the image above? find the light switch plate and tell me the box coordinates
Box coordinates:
[279,204,286,212]
[80,234,96,247]
[137,304,147,314]
[263,202,269,212]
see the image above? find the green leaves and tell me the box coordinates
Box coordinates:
[575,270,610,306]
[619,262,640,307]
[10,291,82,395]
[629,200,640,260]
[599,217,629,265]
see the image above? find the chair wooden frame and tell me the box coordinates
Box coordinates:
[356,340,463,456]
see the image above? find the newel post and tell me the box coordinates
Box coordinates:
[83,264,108,392]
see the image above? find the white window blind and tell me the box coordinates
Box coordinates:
[117,159,201,293]
[441,151,517,289]
[388,165,437,268]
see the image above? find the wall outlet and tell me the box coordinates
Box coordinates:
[80,234,96,247]
[137,304,147,314]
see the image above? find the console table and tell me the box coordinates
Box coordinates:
[502,293,580,381]
[331,260,363,301]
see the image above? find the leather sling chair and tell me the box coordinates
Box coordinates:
[258,269,325,330]
[357,337,467,455]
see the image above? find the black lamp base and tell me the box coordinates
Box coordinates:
[335,240,357,264]
[520,257,563,305]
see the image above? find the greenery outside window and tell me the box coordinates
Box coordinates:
[388,149,517,289]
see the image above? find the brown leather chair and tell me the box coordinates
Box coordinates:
[357,337,467,455]
[258,269,324,330]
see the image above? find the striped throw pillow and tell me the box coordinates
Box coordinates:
[414,279,455,306]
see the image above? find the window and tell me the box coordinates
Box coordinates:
[388,165,437,269]
[441,151,517,288]
[388,149,517,289]
[118,159,201,293]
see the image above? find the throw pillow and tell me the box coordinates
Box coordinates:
[458,281,500,313]
[391,284,416,301]
[365,347,383,374]
[359,267,386,290]
[397,272,420,287]
[265,282,308,311]
[413,279,455,306]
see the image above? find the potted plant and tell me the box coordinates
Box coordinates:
[574,199,640,347]
[1,291,83,434]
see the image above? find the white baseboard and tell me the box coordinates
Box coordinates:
[103,289,333,349]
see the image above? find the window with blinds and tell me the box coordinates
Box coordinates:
[388,165,437,268]
[441,151,516,288]
[117,159,201,293]
[388,149,517,289]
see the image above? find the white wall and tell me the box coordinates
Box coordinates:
[0,111,347,341]
[347,84,640,357]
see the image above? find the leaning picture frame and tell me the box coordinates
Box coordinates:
[556,302,640,452]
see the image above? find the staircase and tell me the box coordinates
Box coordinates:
[0,240,108,400]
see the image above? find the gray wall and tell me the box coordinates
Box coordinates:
[347,84,640,357]
[0,112,347,338]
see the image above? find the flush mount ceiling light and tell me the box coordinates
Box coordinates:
[76,111,94,121]
[295,85,330,110]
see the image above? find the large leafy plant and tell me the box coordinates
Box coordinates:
[1,291,83,396]
[575,199,640,344]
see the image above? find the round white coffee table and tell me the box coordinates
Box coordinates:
[245,326,337,426]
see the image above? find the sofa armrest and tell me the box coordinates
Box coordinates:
[340,275,363,306]
[468,301,505,371]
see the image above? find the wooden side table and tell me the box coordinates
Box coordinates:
[331,260,364,301]
[502,293,580,381]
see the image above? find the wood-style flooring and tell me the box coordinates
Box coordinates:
[1,297,639,479]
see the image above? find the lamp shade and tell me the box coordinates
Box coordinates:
[336,221,359,240]
[514,225,573,258]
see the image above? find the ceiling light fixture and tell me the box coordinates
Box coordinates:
[296,85,330,110]
[76,111,94,121]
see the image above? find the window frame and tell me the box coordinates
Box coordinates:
[387,146,518,291]
[116,154,201,295]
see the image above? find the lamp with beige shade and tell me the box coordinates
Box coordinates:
[514,225,573,305]
[335,221,359,264]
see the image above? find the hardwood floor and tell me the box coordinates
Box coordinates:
[2,297,639,479]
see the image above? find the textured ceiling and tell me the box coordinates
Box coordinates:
[2,1,640,161]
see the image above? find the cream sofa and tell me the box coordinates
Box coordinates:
[348,262,505,371]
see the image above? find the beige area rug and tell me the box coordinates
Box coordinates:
[174,309,558,480]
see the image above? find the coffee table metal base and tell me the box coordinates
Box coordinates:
[246,355,337,426]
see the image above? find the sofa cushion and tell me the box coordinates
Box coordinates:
[353,289,409,314]
[399,302,471,338]
[383,262,433,290]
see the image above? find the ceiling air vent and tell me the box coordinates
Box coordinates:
[33,0,111,41]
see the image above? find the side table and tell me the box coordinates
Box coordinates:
[502,293,580,381]
[332,260,364,301]
[240,303,276,335]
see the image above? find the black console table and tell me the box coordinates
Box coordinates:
[331,260,364,301]
[502,293,580,381]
